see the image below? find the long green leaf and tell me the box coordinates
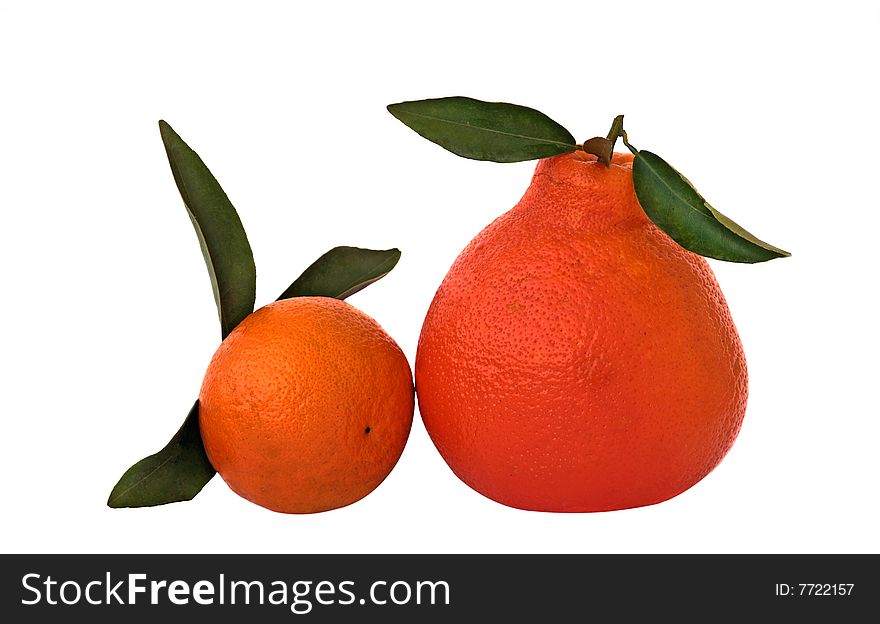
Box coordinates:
[159,120,256,338]
[387,97,578,162]
[108,121,257,509]
[632,150,790,263]
[278,246,401,300]
[107,402,213,508]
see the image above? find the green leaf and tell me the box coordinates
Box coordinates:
[108,121,257,509]
[632,150,790,263]
[159,120,257,338]
[387,97,578,163]
[278,246,401,300]
[107,402,214,508]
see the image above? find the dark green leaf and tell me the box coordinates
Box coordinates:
[108,122,256,509]
[632,150,790,263]
[107,402,214,508]
[278,247,401,300]
[387,97,578,162]
[159,120,256,338]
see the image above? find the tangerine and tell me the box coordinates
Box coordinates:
[199,296,414,513]
[416,151,747,512]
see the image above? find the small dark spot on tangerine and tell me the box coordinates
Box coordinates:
[364,426,371,434]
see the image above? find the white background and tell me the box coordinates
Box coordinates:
[1,1,878,554]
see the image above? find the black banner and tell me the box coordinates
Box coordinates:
[1,555,876,621]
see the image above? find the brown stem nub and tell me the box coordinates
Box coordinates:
[582,115,626,167]
[582,137,613,166]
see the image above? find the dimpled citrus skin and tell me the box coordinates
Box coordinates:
[199,297,414,514]
[416,151,747,512]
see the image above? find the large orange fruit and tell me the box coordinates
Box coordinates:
[199,296,414,513]
[416,151,748,512]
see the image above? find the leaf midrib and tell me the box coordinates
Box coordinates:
[396,109,577,149]
[638,154,715,224]
[335,256,396,299]
[108,450,179,506]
